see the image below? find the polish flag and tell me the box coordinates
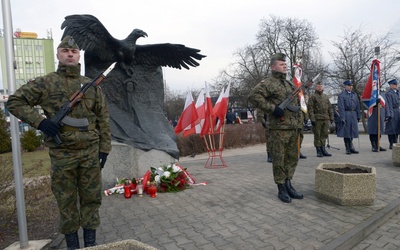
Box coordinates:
[361,59,385,116]
[174,91,198,135]
[213,82,231,133]
[293,64,307,113]
[200,83,216,137]
[183,89,205,137]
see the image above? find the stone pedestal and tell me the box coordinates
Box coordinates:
[102,142,175,189]
[392,143,400,167]
[315,162,376,206]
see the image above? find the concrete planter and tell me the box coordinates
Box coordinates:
[86,239,157,250]
[392,143,400,167]
[315,163,376,206]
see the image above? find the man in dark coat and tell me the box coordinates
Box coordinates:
[337,80,361,155]
[384,79,400,149]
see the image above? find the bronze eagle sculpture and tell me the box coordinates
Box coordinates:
[60,14,206,159]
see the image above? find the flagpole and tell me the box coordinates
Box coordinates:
[375,47,381,151]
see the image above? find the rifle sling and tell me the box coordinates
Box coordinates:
[60,124,96,132]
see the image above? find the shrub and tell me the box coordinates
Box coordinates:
[176,123,265,157]
[20,129,41,152]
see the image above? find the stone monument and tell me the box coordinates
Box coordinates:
[60,14,205,187]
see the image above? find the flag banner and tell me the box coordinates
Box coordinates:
[183,89,205,137]
[293,64,307,113]
[213,82,231,133]
[200,83,216,137]
[361,59,385,116]
[174,91,198,135]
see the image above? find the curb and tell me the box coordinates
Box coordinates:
[319,197,400,250]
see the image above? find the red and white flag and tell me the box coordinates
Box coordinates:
[213,82,231,133]
[200,83,216,137]
[183,89,205,137]
[293,64,307,113]
[174,91,198,135]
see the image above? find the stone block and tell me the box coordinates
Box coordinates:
[102,141,175,189]
[315,162,376,206]
[86,239,157,250]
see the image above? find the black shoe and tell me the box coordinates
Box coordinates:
[285,179,303,199]
[83,228,97,247]
[299,153,307,159]
[267,153,273,163]
[350,143,359,154]
[345,143,352,155]
[379,147,386,151]
[277,184,291,203]
[65,231,80,250]
[321,146,332,157]
[390,144,393,150]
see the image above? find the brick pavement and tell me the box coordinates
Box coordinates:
[47,134,400,250]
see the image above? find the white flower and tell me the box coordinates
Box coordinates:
[166,164,172,170]
[172,164,181,173]
[163,171,171,178]
[154,175,160,184]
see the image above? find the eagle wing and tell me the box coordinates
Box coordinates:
[60,14,120,62]
[133,43,206,70]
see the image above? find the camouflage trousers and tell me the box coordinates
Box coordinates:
[312,120,329,147]
[49,143,102,234]
[270,129,299,184]
[264,127,272,153]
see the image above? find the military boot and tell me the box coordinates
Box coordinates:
[321,146,332,157]
[299,152,307,159]
[65,231,80,250]
[350,142,359,154]
[285,179,303,199]
[316,147,323,157]
[83,228,97,247]
[267,152,272,163]
[389,135,394,149]
[277,184,291,203]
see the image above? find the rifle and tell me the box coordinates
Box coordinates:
[278,73,321,121]
[50,62,117,144]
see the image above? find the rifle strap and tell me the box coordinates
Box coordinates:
[60,124,96,132]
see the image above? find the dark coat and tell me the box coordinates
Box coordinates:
[384,89,400,135]
[336,90,361,139]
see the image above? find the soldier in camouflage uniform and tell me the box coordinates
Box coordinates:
[307,82,334,157]
[7,36,111,250]
[248,53,303,203]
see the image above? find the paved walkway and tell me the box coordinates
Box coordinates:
[48,134,400,250]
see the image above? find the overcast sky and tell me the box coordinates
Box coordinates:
[1,0,400,92]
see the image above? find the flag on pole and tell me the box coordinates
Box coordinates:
[213,82,231,133]
[361,59,385,116]
[174,90,198,135]
[183,89,205,137]
[200,83,215,137]
[293,64,307,113]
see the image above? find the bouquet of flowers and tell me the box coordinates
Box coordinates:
[150,164,190,192]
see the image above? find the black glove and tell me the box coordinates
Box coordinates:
[38,119,60,137]
[311,121,316,127]
[386,116,392,122]
[376,98,381,105]
[272,106,284,118]
[261,122,267,128]
[99,152,108,169]
[341,120,346,125]
[357,118,360,122]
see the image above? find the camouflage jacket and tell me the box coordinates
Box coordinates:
[7,64,111,153]
[248,71,301,130]
[307,91,333,121]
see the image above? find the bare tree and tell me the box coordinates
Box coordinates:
[215,15,324,118]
